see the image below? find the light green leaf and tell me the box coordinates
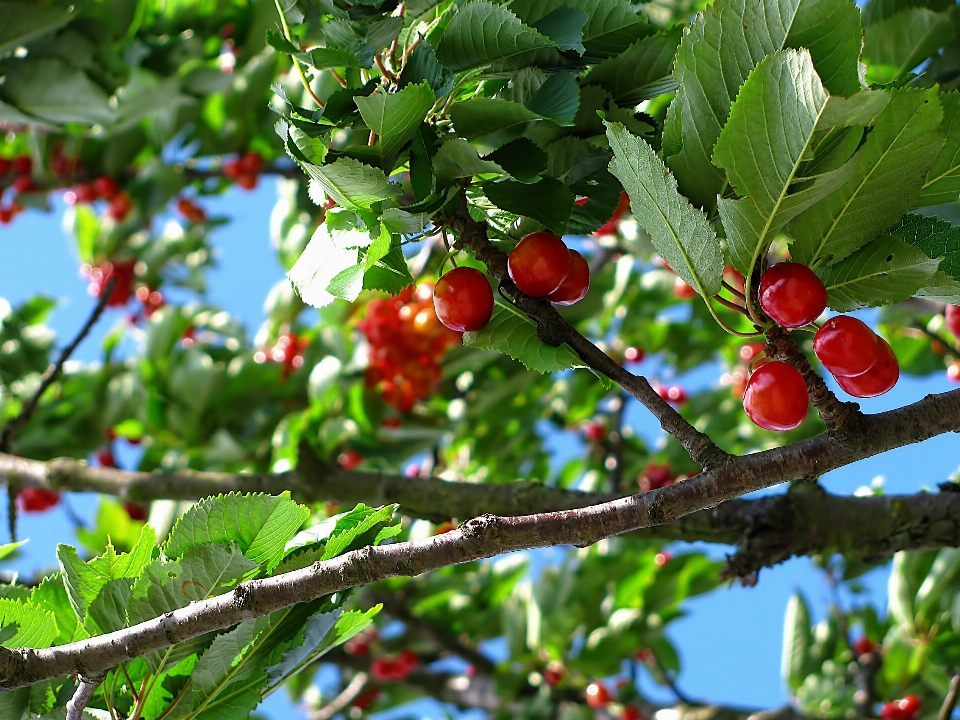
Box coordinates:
[432,138,504,185]
[921,91,960,206]
[449,98,542,140]
[57,524,156,622]
[916,548,960,624]
[663,0,863,210]
[365,224,392,270]
[31,575,87,645]
[605,121,722,297]
[816,235,940,311]
[782,593,813,692]
[889,552,915,628]
[789,87,944,265]
[483,177,574,235]
[436,2,555,72]
[186,619,266,707]
[264,608,343,688]
[165,492,310,570]
[0,3,74,57]
[0,599,56,649]
[303,157,398,210]
[0,59,114,126]
[819,91,891,128]
[581,28,682,106]
[713,51,855,279]
[354,82,436,169]
[381,208,430,235]
[463,300,580,373]
[863,8,954,83]
[887,213,960,282]
[306,46,363,69]
[288,224,361,308]
[917,271,960,304]
[0,540,27,564]
[363,247,414,295]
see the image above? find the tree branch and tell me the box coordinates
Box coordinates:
[309,671,368,720]
[448,198,731,472]
[2,384,960,688]
[939,674,960,720]
[65,675,104,720]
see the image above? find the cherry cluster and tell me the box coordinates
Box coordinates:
[433,231,591,333]
[584,680,643,720]
[359,284,461,412]
[742,263,900,432]
[254,332,308,380]
[369,650,420,682]
[0,154,36,224]
[66,175,133,222]
[880,695,921,720]
[223,151,264,190]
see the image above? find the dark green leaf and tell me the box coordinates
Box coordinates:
[485,138,548,183]
[449,98,541,140]
[921,91,960,206]
[888,213,960,281]
[526,72,579,126]
[863,8,955,83]
[398,37,454,96]
[0,59,114,126]
[581,29,682,105]
[532,8,587,54]
[0,2,73,58]
[433,138,504,185]
[483,177,573,235]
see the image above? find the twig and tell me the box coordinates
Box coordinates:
[0,278,115,453]
[608,394,627,492]
[375,54,396,83]
[722,279,746,301]
[853,648,882,717]
[330,69,348,87]
[939,674,960,720]
[713,294,749,316]
[310,671,368,720]
[273,0,324,108]
[66,675,105,720]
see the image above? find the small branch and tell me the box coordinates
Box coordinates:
[765,326,864,442]
[330,69,348,87]
[0,278,115,453]
[310,671,368,720]
[374,54,396,83]
[713,294,750,316]
[66,675,105,720]
[940,674,960,720]
[608,394,627,492]
[853,648,882,717]
[448,198,730,472]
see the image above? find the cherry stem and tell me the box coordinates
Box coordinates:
[706,298,761,338]
[330,69,348,88]
[721,279,746,300]
[713,294,749,316]
[375,54,396,83]
[368,130,377,146]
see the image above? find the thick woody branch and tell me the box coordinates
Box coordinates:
[65,676,104,720]
[1,385,960,688]
[449,200,730,472]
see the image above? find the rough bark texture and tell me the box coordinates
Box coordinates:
[1,380,960,688]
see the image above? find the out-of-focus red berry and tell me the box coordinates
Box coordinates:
[96,448,116,468]
[338,450,364,471]
[655,551,672,567]
[639,463,676,492]
[585,681,611,708]
[624,346,645,364]
[621,706,643,720]
[18,488,61,513]
[12,155,32,176]
[853,636,876,657]
[93,176,119,200]
[583,420,606,443]
[124,502,148,521]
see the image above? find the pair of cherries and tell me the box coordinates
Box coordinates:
[743,263,900,432]
[433,231,591,332]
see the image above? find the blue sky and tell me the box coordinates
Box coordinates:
[1,180,957,718]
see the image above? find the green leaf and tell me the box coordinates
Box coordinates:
[323,16,403,67]
[581,28,682,105]
[863,8,954,83]
[532,8,587,54]
[915,548,960,623]
[819,91,892,127]
[888,213,960,281]
[306,46,364,69]
[713,50,856,279]
[889,552,916,627]
[485,138,548,183]
[263,608,344,689]
[435,1,556,72]
[57,524,156,622]
[816,235,940,311]
[398,38,454,97]
[322,505,398,561]
[526,72,580,126]
[0,3,74,58]
[303,157,398,210]
[449,98,542,140]
[921,91,960,206]
[0,599,56,649]
[364,225,392,270]
[483,177,574,236]
[410,122,438,200]
[782,593,813,692]
[0,59,114,126]
[31,575,87,645]
[165,492,310,570]
[432,138,504,185]
[605,121,722,297]
[663,0,864,210]
[789,87,944,265]
[354,82,436,170]
[381,208,430,235]
[463,300,580,373]
[184,618,266,713]
[363,246,414,295]
[0,540,26,564]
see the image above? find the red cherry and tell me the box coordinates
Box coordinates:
[123,502,148,521]
[176,197,207,223]
[543,666,565,686]
[17,487,61,513]
[759,263,828,328]
[12,155,32,176]
[585,681,611,708]
[0,207,13,225]
[0,158,10,175]
[739,343,766,364]
[723,265,746,295]
[639,463,675,492]
[814,316,881,378]
[946,305,960,337]
[93,176,119,200]
[852,636,876,657]
[594,191,630,236]
[548,249,590,305]
[621,706,643,720]
[11,175,37,194]
[624,346,644,364]
[835,337,899,398]
[338,450,364,470]
[655,551,672,567]
[742,361,809,431]
[673,276,697,299]
[508,232,572,297]
[73,184,98,204]
[397,650,419,672]
[948,360,960,382]
[583,420,606,443]
[897,695,922,720]
[881,703,902,720]
[730,367,749,399]
[235,173,258,190]
[351,687,380,710]
[370,659,395,683]
[345,637,370,656]
[434,267,494,332]
[96,448,116,468]
[108,193,133,222]
[240,151,264,175]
